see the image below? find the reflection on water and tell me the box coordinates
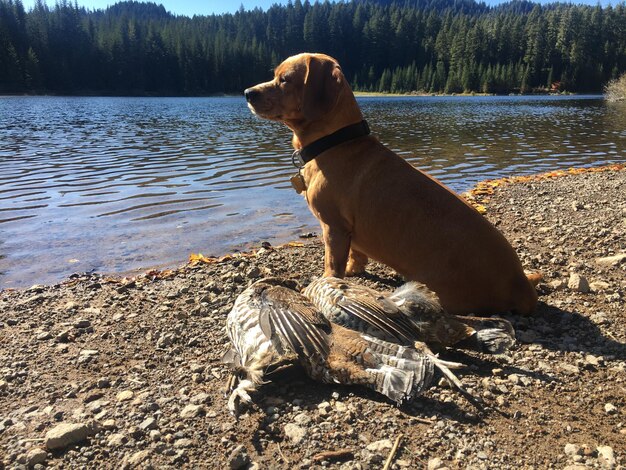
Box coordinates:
[0,95,624,287]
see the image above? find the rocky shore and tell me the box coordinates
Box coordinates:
[1,165,624,469]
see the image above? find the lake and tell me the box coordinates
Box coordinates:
[1,95,624,288]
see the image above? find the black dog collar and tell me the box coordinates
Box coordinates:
[292,120,370,168]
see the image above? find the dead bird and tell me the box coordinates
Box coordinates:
[224,278,465,415]
[304,277,516,354]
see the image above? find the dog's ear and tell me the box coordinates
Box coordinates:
[302,55,343,121]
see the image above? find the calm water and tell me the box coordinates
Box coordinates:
[1,95,625,288]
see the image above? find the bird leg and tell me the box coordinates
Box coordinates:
[227,378,259,416]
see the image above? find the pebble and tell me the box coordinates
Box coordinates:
[190,392,210,405]
[139,417,157,431]
[174,438,193,448]
[366,438,393,452]
[116,390,134,402]
[564,443,581,456]
[125,449,151,467]
[102,419,116,430]
[568,273,590,293]
[428,457,447,470]
[36,331,52,341]
[595,253,626,267]
[284,423,307,443]
[44,422,90,450]
[180,404,204,419]
[317,401,332,415]
[548,279,567,291]
[597,445,616,468]
[228,444,250,470]
[604,403,617,415]
[107,433,127,447]
[26,448,48,466]
[589,281,610,292]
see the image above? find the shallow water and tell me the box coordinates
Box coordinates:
[1,95,624,288]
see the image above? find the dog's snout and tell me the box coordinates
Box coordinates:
[244,88,259,103]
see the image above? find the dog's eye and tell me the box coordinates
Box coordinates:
[279,76,288,84]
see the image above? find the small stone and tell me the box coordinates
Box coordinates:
[190,392,210,405]
[36,331,53,341]
[247,266,261,278]
[44,422,90,450]
[366,438,393,452]
[97,378,111,388]
[180,404,204,419]
[564,443,581,456]
[584,355,600,367]
[83,391,104,403]
[107,433,127,447]
[604,403,617,415]
[597,445,616,469]
[73,319,91,329]
[293,412,311,426]
[116,390,134,402]
[508,374,520,385]
[334,401,348,412]
[560,363,580,375]
[317,401,332,415]
[126,449,151,466]
[139,417,157,431]
[81,307,101,315]
[589,281,610,292]
[548,279,567,291]
[284,423,307,444]
[26,448,48,466]
[568,273,590,293]
[56,330,71,342]
[595,253,626,267]
[428,457,446,470]
[174,438,193,448]
[149,430,161,442]
[228,444,250,470]
[189,363,204,374]
[102,419,116,430]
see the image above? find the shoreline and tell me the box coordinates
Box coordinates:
[1,164,625,468]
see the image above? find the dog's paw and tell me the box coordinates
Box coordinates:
[345,266,366,277]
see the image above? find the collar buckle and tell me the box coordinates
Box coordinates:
[292,150,305,169]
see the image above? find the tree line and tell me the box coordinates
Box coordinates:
[1,0,625,95]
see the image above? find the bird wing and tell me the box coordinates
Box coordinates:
[257,285,331,360]
[308,277,418,344]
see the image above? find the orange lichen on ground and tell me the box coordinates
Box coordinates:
[462,163,625,214]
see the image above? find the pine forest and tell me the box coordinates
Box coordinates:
[1,0,625,95]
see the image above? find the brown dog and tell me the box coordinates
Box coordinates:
[244,53,538,315]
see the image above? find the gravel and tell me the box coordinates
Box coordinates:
[0,166,624,468]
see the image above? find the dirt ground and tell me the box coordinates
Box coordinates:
[0,165,624,469]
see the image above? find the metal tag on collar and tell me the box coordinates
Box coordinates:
[292,150,305,169]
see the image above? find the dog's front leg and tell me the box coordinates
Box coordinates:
[321,223,351,278]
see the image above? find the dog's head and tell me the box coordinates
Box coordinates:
[244,53,345,126]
